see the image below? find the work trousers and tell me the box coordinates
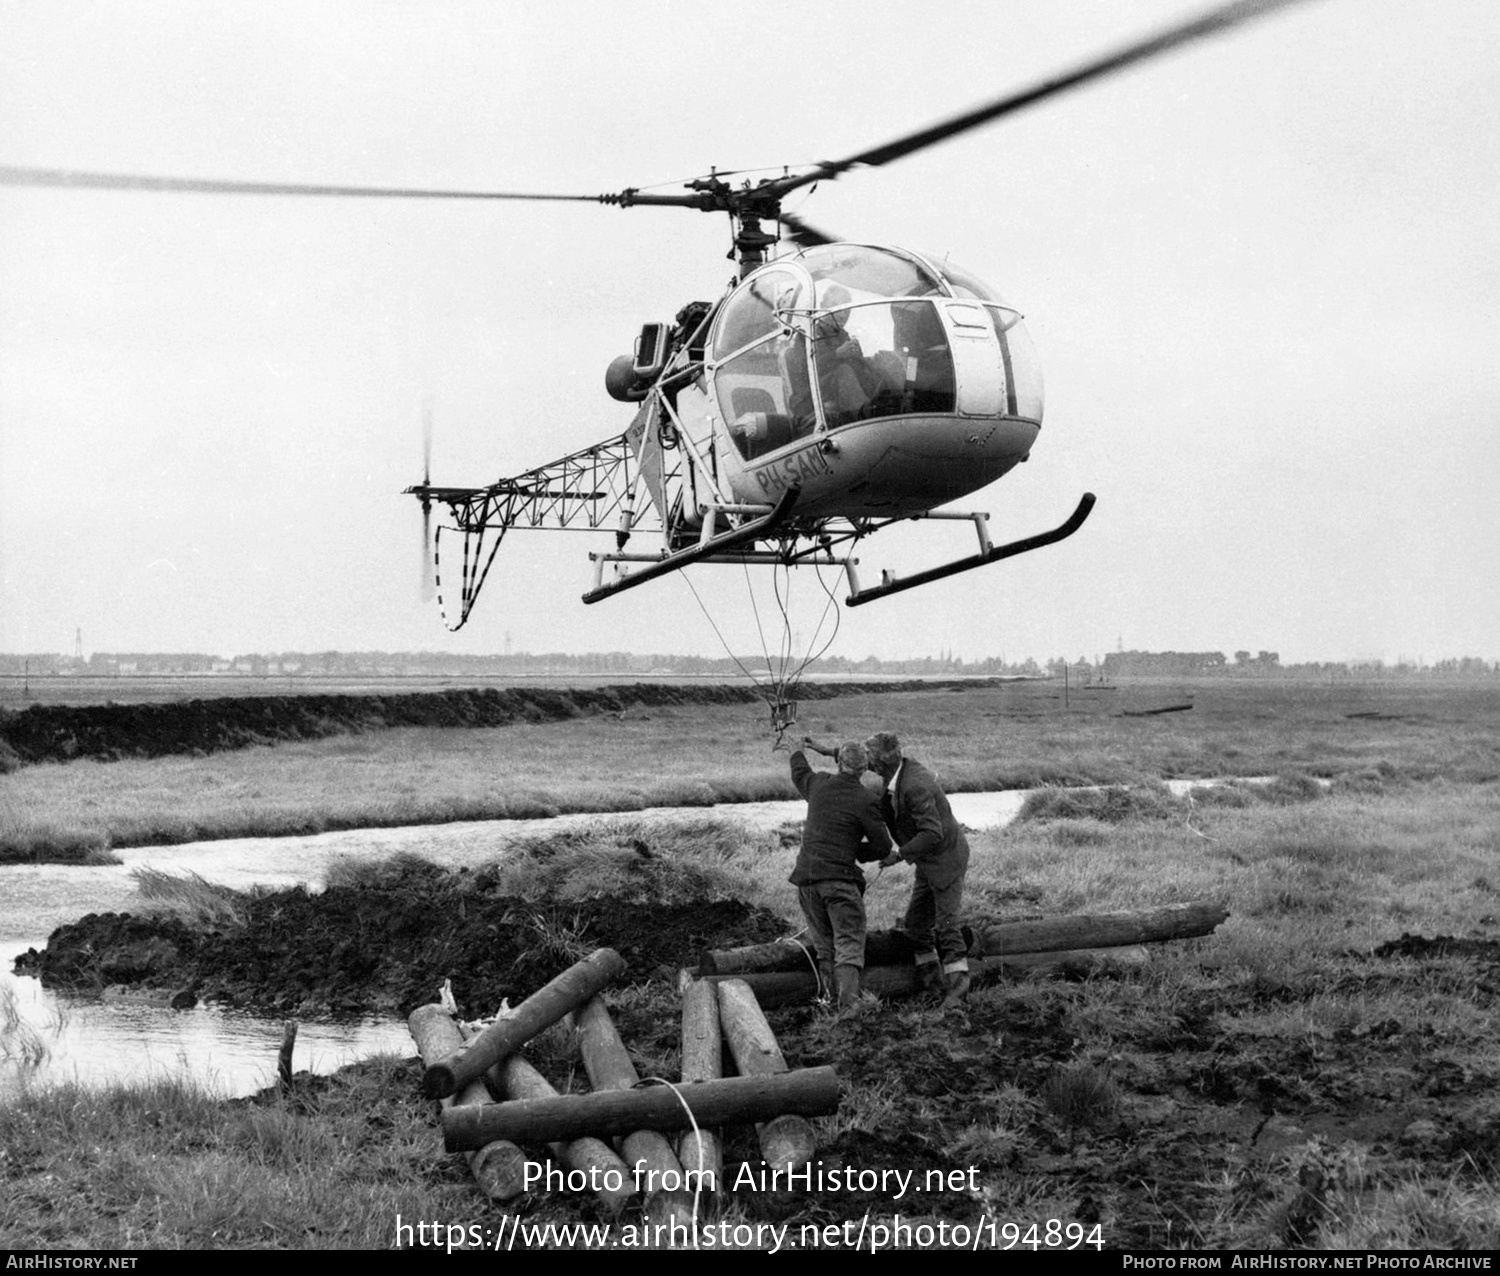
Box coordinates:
[903,868,968,972]
[797,879,867,971]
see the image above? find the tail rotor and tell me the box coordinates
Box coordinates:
[419,399,436,602]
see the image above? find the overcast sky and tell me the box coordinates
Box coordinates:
[2,0,1496,666]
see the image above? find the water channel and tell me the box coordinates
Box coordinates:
[2,782,1236,1098]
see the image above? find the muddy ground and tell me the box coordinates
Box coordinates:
[17,836,1500,1251]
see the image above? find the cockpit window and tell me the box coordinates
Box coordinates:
[715,296,958,455]
[715,331,816,462]
[794,245,944,299]
[710,270,803,359]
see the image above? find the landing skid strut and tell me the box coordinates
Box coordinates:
[844,492,1096,607]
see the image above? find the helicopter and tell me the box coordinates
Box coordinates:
[391,0,1306,630]
[409,235,1094,625]
[0,0,1309,727]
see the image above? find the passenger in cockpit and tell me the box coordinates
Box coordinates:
[892,300,956,415]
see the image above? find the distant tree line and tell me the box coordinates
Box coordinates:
[1,649,1496,680]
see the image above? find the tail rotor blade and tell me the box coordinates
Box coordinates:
[419,397,436,601]
[421,397,434,486]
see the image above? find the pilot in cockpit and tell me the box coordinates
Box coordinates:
[810,284,884,429]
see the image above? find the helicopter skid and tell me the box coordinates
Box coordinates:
[845,492,1096,607]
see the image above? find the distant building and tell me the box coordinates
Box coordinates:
[1102,650,1228,678]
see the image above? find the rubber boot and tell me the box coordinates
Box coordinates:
[940,969,972,1010]
[915,958,945,998]
[834,965,862,1012]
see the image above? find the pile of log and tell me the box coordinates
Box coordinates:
[408,946,840,1225]
[694,900,1230,1009]
[407,900,1229,1222]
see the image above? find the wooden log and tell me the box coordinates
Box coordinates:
[699,927,981,975]
[572,997,696,1238]
[676,978,722,1209]
[702,947,1153,1007]
[491,1054,637,1216]
[277,1020,297,1089]
[716,979,790,1073]
[422,948,626,1099]
[697,971,816,1010]
[443,1066,843,1150]
[699,908,1215,975]
[977,900,1229,956]
[409,1003,527,1201]
[716,979,816,1174]
[697,937,814,976]
[1123,703,1194,716]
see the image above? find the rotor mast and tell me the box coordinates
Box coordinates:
[604,174,789,278]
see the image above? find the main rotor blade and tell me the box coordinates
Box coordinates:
[775,0,1313,197]
[777,210,840,248]
[0,165,604,202]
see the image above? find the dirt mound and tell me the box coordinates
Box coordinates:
[0,679,1003,768]
[16,911,207,989]
[16,839,789,1017]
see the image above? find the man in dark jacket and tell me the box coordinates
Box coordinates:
[790,738,893,1010]
[864,731,972,1008]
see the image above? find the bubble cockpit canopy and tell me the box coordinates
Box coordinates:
[709,244,1042,460]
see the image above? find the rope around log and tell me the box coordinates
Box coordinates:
[783,927,827,1001]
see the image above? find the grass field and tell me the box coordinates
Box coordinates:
[3,677,1499,1249]
[5,678,1498,864]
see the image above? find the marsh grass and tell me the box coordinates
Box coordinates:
[1201,1142,1500,1251]
[7,680,1499,863]
[0,984,53,1076]
[525,907,593,965]
[813,1075,906,1143]
[1016,783,1182,824]
[939,1086,1033,1169]
[485,817,763,908]
[0,1059,471,1248]
[132,866,248,928]
[1042,1061,1121,1127]
[322,849,431,891]
[1309,1163,1500,1251]
[0,821,117,865]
